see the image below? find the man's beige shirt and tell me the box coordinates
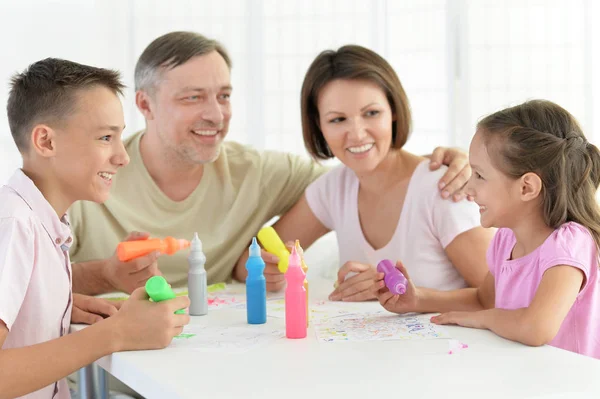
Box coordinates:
[69,131,325,288]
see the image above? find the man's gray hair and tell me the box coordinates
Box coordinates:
[134,31,232,92]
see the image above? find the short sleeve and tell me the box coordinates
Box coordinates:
[259,151,327,219]
[486,233,497,278]
[304,167,344,231]
[538,222,597,291]
[486,228,513,278]
[0,217,35,330]
[430,190,482,248]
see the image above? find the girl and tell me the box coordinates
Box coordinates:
[376,100,600,358]
[272,45,494,301]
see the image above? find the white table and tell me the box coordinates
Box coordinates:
[73,277,600,399]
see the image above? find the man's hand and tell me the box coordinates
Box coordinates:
[71,293,121,325]
[104,231,162,294]
[429,147,473,202]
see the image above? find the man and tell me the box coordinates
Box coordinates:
[69,31,471,296]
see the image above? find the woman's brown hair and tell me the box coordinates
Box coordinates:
[301,45,411,160]
[479,99,600,251]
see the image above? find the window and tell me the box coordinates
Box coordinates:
[0,0,597,184]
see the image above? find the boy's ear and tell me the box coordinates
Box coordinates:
[520,172,543,202]
[135,90,155,121]
[30,125,57,157]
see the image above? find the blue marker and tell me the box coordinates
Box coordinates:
[246,237,267,324]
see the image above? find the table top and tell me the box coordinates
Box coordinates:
[73,278,600,399]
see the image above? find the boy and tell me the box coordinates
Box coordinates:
[0,58,190,398]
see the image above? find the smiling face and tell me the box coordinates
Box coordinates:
[466,130,523,228]
[317,79,395,174]
[51,85,129,205]
[144,50,232,165]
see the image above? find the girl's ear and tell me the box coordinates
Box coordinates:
[520,172,543,202]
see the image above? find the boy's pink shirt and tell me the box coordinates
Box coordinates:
[488,222,600,359]
[0,169,73,398]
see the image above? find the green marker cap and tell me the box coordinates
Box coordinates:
[145,276,185,314]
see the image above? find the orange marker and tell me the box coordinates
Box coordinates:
[117,237,190,262]
[295,240,309,326]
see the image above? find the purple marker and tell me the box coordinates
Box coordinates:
[376,259,408,295]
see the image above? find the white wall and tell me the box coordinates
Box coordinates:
[1,0,598,185]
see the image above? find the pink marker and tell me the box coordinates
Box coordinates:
[285,247,307,339]
[376,259,408,295]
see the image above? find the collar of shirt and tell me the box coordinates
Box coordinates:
[6,169,73,250]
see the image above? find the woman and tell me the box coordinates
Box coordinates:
[274,45,494,301]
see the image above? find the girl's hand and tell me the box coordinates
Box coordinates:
[431,311,486,329]
[373,261,419,313]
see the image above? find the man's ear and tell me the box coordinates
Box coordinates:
[135,90,155,121]
[519,172,543,202]
[30,125,57,158]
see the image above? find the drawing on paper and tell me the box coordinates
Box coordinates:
[232,298,380,321]
[314,314,451,342]
[169,324,284,353]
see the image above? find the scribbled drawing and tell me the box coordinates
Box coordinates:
[447,339,469,354]
[314,314,451,342]
[174,333,196,339]
[207,284,284,311]
[168,325,284,353]
[246,298,381,320]
[206,294,242,309]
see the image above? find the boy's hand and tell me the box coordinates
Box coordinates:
[71,294,120,325]
[329,262,383,302]
[429,146,473,202]
[373,261,419,313]
[111,287,190,351]
[104,231,162,294]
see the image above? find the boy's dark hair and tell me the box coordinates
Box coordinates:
[7,58,125,152]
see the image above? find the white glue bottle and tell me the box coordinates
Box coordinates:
[188,232,207,316]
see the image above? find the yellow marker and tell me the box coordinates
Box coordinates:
[295,240,309,327]
[257,226,290,273]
